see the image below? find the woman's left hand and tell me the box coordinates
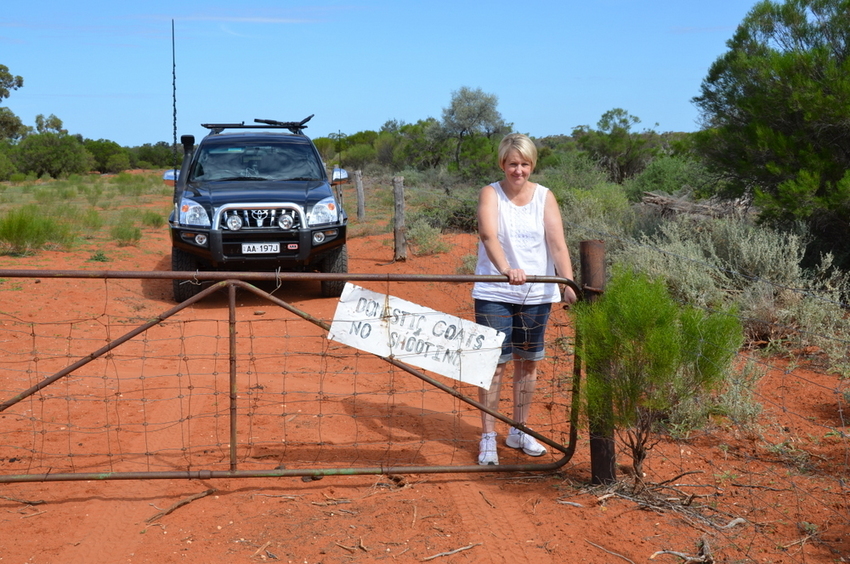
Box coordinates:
[562,286,578,305]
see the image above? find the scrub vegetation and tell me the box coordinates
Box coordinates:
[2,0,850,488]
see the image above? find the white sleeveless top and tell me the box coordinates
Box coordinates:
[471,182,560,305]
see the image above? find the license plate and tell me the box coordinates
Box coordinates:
[242,243,279,254]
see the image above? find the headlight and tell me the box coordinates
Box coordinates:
[278,214,294,229]
[307,196,338,226]
[226,214,243,231]
[178,198,211,227]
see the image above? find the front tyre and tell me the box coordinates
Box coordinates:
[172,247,203,302]
[320,244,348,297]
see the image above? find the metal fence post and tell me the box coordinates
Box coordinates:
[580,240,615,485]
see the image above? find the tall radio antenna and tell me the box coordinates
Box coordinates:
[171,19,178,179]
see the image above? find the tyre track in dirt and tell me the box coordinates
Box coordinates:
[444,476,557,563]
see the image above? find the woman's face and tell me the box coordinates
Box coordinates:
[500,150,533,186]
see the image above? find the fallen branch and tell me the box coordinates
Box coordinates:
[335,542,357,553]
[718,517,747,530]
[781,532,818,549]
[650,550,711,563]
[251,541,271,558]
[1,495,45,506]
[730,483,788,492]
[146,489,216,524]
[421,543,481,561]
[650,536,713,563]
[478,491,495,508]
[657,471,704,486]
[585,540,635,564]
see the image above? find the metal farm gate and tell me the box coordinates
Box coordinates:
[0,270,582,483]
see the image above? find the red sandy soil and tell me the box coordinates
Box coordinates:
[0,183,848,564]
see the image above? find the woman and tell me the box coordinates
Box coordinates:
[472,133,577,466]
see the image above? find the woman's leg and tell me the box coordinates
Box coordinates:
[511,358,539,425]
[479,362,507,433]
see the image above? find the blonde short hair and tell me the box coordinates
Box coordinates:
[498,133,537,170]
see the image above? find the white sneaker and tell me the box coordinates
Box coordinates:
[505,427,547,457]
[477,432,499,466]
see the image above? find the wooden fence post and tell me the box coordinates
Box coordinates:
[580,239,615,485]
[354,170,365,221]
[392,176,407,261]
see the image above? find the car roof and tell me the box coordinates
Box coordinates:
[200,131,313,144]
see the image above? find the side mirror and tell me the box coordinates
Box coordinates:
[331,167,349,185]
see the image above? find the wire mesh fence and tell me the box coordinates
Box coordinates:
[0,270,579,481]
[0,225,848,560]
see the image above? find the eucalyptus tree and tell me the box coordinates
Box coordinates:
[441,87,510,175]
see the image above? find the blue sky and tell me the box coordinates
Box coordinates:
[2,1,755,147]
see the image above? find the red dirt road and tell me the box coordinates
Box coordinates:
[0,214,848,563]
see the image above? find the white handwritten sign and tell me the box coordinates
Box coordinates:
[328,283,504,389]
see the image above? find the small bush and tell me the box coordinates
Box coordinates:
[574,267,743,476]
[0,152,15,181]
[0,204,75,254]
[535,151,609,199]
[110,223,142,246]
[623,155,714,202]
[611,216,850,372]
[457,253,477,275]
[81,208,104,232]
[88,250,109,262]
[409,195,478,233]
[407,217,449,255]
[79,184,103,207]
[141,210,165,228]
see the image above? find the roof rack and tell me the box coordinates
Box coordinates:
[201,114,314,135]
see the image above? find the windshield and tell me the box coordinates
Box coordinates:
[190,141,324,182]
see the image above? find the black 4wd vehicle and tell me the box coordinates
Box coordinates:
[169,116,348,301]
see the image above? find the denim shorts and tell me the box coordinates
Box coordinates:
[474,300,552,364]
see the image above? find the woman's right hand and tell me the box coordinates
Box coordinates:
[503,267,527,285]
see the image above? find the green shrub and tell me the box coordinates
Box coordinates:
[407,217,449,255]
[559,181,637,258]
[457,253,477,275]
[112,172,160,198]
[88,250,109,262]
[79,184,103,207]
[110,223,142,246]
[141,210,165,228]
[622,155,714,202]
[0,151,15,181]
[574,267,743,476]
[409,191,478,233]
[33,187,57,204]
[0,204,76,254]
[15,132,94,178]
[535,151,609,199]
[611,216,850,373]
[81,208,104,232]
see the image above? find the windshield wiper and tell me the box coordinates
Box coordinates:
[282,176,319,181]
[216,176,268,181]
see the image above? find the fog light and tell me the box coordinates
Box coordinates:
[194,234,208,246]
[278,214,294,229]
[312,231,326,244]
[226,214,243,231]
